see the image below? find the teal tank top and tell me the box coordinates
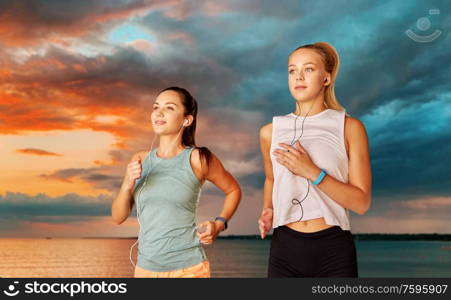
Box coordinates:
[133,146,206,271]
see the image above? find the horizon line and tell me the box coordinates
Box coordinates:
[2,233,451,239]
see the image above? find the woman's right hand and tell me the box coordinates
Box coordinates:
[258,208,273,239]
[124,159,142,189]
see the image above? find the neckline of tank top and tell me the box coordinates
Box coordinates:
[151,146,191,161]
[288,108,332,119]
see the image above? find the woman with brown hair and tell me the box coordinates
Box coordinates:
[112,87,241,278]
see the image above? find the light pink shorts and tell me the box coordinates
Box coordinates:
[134,260,210,278]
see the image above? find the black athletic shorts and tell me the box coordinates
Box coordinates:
[268,225,358,278]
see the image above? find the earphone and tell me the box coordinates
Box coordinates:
[290,100,315,222]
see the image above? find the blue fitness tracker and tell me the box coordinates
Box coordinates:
[312,169,326,185]
[215,217,228,230]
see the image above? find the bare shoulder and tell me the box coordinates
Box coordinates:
[189,147,213,184]
[259,122,273,142]
[345,116,367,136]
[345,116,369,151]
[192,148,221,167]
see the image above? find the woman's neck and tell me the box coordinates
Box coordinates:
[294,94,327,117]
[156,134,185,158]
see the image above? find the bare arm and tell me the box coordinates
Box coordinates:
[111,152,143,224]
[205,153,242,228]
[196,151,241,243]
[260,123,274,210]
[258,123,274,238]
[314,117,372,215]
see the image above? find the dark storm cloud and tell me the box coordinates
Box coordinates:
[365,97,451,199]
[40,167,123,191]
[0,0,168,46]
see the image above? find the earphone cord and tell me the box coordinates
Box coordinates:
[129,125,184,269]
[290,101,314,222]
[129,134,157,269]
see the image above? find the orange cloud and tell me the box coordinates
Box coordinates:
[72,64,87,73]
[161,0,231,20]
[16,148,63,156]
[126,39,154,54]
[0,106,74,134]
[0,58,150,140]
[200,1,233,16]
[0,68,12,79]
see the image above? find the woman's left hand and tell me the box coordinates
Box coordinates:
[273,141,321,181]
[196,220,224,245]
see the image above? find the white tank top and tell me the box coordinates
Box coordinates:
[270,108,351,230]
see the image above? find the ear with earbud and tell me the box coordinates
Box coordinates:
[183,119,189,126]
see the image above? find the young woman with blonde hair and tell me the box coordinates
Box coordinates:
[259,42,372,277]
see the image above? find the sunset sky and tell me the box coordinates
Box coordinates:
[1,0,450,237]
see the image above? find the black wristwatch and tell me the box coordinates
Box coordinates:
[215,217,228,230]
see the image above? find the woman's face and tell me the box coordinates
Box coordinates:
[288,48,329,103]
[151,90,186,135]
